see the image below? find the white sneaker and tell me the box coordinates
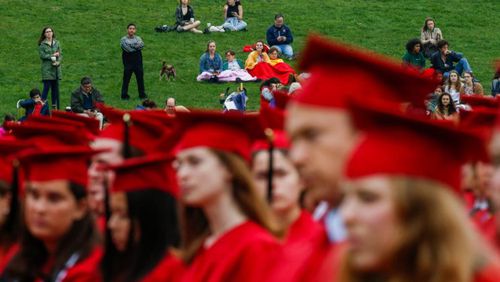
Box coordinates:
[207,23,211,28]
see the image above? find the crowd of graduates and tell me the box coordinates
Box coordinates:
[1,33,500,282]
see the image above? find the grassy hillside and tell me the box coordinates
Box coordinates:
[0,0,499,117]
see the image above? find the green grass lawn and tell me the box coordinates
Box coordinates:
[1,0,499,117]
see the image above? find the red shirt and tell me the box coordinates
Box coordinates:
[140,252,185,282]
[57,246,103,282]
[267,211,339,282]
[180,221,281,282]
[0,243,20,274]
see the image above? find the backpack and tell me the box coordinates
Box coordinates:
[222,87,248,112]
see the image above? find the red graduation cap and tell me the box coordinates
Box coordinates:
[345,96,488,192]
[25,115,96,141]
[18,146,98,187]
[293,35,439,109]
[0,139,32,184]
[460,107,498,143]
[460,95,500,110]
[271,90,292,111]
[252,102,290,152]
[173,110,265,161]
[51,111,101,136]
[98,107,169,155]
[108,153,178,197]
[6,122,92,147]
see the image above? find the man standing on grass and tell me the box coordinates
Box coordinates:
[120,23,146,100]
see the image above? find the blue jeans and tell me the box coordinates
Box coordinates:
[272,44,294,59]
[41,79,59,109]
[443,57,472,78]
[221,17,247,31]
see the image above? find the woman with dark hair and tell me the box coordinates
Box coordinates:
[335,98,500,282]
[102,154,182,282]
[38,26,62,110]
[3,147,102,281]
[0,140,31,274]
[432,92,458,121]
[173,110,282,281]
[175,0,203,33]
[420,17,443,58]
[461,71,485,96]
[207,0,247,33]
[402,38,426,69]
[197,40,223,82]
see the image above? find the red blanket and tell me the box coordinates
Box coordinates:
[247,62,295,84]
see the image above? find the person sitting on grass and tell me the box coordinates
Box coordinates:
[430,40,473,77]
[197,40,223,82]
[207,0,247,33]
[217,50,256,82]
[175,0,203,34]
[19,88,50,122]
[432,92,458,121]
[71,76,104,129]
[402,38,426,70]
[461,71,484,96]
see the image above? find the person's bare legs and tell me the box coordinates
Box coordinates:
[182,20,202,33]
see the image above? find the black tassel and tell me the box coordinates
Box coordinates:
[265,128,274,204]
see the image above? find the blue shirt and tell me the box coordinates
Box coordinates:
[82,93,93,110]
[199,52,223,74]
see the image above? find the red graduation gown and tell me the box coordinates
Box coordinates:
[285,210,324,245]
[267,211,339,282]
[180,221,281,282]
[0,243,19,274]
[474,262,500,282]
[59,246,103,282]
[140,252,186,282]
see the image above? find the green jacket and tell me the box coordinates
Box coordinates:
[39,39,62,80]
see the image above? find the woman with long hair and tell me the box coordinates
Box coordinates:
[38,26,62,110]
[444,70,463,105]
[3,147,102,281]
[336,99,500,282]
[197,40,223,82]
[420,17,443,58]
[432,92,458,121]
[173,110,282,281]
[252,104,322,245]
[101,154,182,282]
[0,140,31,274]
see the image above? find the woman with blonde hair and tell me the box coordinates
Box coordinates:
[444,70,463,105]
[335,98,500,282]
[172,110,282,282]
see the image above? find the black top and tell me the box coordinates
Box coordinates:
[226,2,241,18]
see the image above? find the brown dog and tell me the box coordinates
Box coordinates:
[159,61,176,81]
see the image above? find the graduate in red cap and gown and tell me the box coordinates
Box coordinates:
[252,103,323,246]
[88,107,171,232]
[0,140,31,274]
[172,110,282,282]
[2,147,103,282]
[102,154,183,282]
[282,34,439,282]
[487,91,500,252]
[459,106,498,248]
[335,96,500,282]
